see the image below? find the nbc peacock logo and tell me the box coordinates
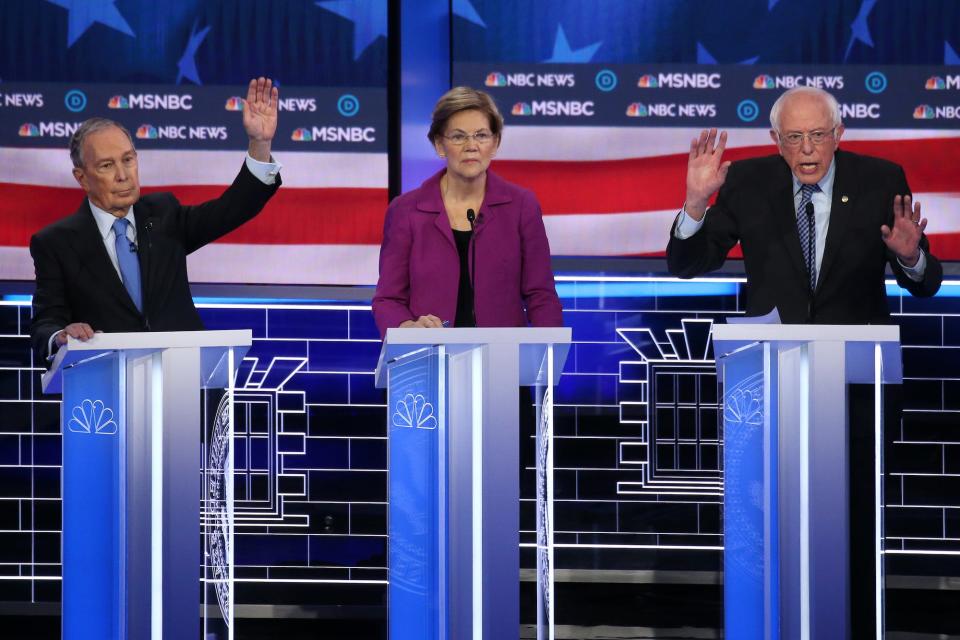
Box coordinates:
[485,72,507,87]
[135,124,158,139]
[913,105,935,119]
[18,123,40,137]
[107,95,130,109]
[626,103,648,117]
[925,76,946,90]
[511,102,532,116]
[753,74,776,89]
[224,96,244,111]
[291,127,313,141]
[637,74,658,88]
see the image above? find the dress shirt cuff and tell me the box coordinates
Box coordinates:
[674,206,706,240]
[898,249,927,282]
[245,154,282,185]
[46,331,61,362]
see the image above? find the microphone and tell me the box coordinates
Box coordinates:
[466,209,477,325]
[805,201,816,308]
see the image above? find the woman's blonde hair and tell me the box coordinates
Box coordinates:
[427,86,504,144]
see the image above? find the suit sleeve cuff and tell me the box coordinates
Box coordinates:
[245,154,282,185]
[898,249,927,282]
[674,205,706,240]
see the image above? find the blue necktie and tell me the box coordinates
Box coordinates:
[112,217,142,312]
[797,184,820,291]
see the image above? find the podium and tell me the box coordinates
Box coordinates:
[375,327,571,640]
[712,324,901,640]
[43,330,252,640]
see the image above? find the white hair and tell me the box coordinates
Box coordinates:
[769,86,842,131]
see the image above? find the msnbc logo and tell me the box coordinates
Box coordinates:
[626,103,648,117]
[108,95,130,109]
[18,123,40,137]
[135,124,158,139]
[224,96,244,111]
[485,72,507,87]
[753,75,776,89]
[291,128,313,141]
[925,76,946,90]
[637,75,658,88]
[511,102,532,116]
[913,105,935,119]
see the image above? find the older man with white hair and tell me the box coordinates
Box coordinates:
[668,85,941,322]
[667,86,944,639]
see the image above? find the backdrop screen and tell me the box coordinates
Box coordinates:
[452,0,960,260]
[0,0,388,285]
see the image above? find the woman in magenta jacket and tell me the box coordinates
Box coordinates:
[372,87,563,336]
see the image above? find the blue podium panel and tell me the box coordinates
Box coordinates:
[388,348,446,640]
[722,344,777,640]
[62,353,124,640]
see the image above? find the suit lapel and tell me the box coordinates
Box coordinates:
[816,151,855,293]
[70,200,141,315]
[134,203,152,310]
[771,162,809,286]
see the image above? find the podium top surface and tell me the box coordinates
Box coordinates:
[42,329,252,393]
[712,323,902,384]
[375,326,572,388]
[711,323,900,346]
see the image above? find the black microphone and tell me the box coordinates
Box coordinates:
[466,209,477,325]
[805,201,816,318]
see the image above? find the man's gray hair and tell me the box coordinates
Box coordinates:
[69,118,135,168]
[769,86,842,131]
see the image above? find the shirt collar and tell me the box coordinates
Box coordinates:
[792,157,836,199]
[88,199,136,241]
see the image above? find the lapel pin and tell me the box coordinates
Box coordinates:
[841,195,849,203]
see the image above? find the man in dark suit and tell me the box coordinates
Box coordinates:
[667,87,943,639]
[30,77,281,364]
[668,87,942,320]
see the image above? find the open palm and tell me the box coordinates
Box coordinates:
[243,77,278,142]
[685,129,731,218]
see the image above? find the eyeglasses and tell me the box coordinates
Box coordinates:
[778,127,837,147]
[443,131,495,146]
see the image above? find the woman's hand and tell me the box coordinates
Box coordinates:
[400,315,444,328]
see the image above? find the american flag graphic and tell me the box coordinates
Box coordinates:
[493,126,960,262]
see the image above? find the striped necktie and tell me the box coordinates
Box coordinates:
[797,183,820,291]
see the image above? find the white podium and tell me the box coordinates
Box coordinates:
[375,327,571,640]
[712,324,901,640]
[43,330,251,640]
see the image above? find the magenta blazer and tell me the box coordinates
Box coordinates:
[372,169,563,337]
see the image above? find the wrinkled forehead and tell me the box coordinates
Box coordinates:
[84,126,135,162]
[778,95,834,131]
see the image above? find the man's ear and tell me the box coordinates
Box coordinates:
[834,124,845,146]
[769,129,779,145]
[72,167,85,189]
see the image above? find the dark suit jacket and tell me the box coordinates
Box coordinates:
[667,149,942,323]
[29,161,280,363]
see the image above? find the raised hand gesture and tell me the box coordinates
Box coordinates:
[881,195,926,267]
[685,129,731,220]
[243,77,279,162]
